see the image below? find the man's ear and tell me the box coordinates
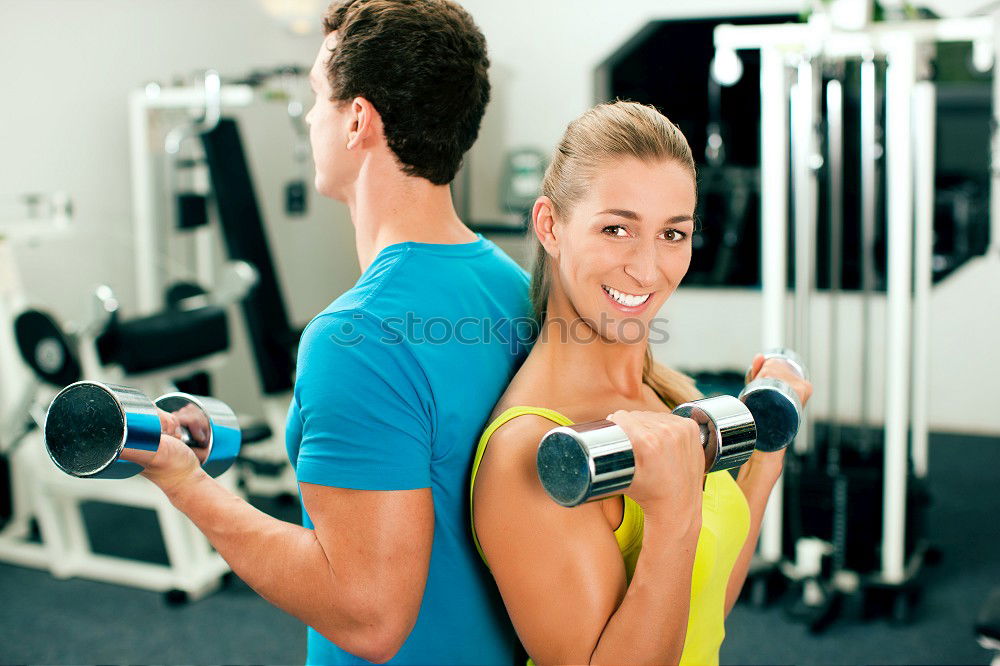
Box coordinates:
[346,96,381,150]
[532,196,561,260]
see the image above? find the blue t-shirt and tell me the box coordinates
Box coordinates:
[286,234,532,665]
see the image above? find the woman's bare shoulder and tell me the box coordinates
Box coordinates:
[489,357,553,418]
[481,411,554,476]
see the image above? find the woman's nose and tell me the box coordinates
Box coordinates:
[623,241,658,289]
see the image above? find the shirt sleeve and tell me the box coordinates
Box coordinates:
[292,309,435,490]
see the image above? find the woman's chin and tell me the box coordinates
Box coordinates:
[588,312,650,345]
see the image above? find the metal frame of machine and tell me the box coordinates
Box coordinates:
[127,72,305,498]
[0,204,235,600]
[713,11,998,597]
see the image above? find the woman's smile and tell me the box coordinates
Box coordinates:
[601,284,654,314]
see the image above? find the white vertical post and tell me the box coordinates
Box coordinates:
[991,10,1000,257]
[194,153,214,288]
[129,83,254,314]
[195,228,214,287]
[791,58,817,459]
[910,81,935,480]
[881,34,916,585]
[0,239,26,441]
[758,48,789,565]
[826,77,844,459]
[128,90,159,314]
[859,55,878,453]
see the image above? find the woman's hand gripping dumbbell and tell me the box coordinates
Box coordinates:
[535,349,811,507]
[43,381,241,485]
[739,348,812,453]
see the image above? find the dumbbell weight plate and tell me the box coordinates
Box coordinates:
[739,378,802,452]
[44,381,160,479]
[154,393,240,477]
[536,420,633,508]
[672,394,757,473]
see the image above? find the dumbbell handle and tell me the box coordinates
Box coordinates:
[175,426,196,448]
[536,395,756,507]
[764,348,807,379]
[156,414,204,450]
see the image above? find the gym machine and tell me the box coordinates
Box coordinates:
[0,195,257,599]
[128,68,309,497]
[712,8,998,624]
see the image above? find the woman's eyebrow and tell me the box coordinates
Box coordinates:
[595,208,639,220]
[595,209,694,225]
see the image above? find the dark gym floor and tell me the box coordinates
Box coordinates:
[1,431,998,665]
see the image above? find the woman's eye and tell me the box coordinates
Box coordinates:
[662,229,688,242]
[602,225,628,238]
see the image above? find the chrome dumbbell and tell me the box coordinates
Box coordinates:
[536,395,757,507]
[536,349,808,507]
[43,380,240,479]
[738,348,808,453]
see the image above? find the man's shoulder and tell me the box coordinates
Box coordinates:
[319,245,414,316]
[389,237,529,285]
[347,240,530,317]
[301,239,532,358]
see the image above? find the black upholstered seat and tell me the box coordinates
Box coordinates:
[97,306,229,374]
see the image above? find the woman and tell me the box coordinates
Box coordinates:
[470,101,813,665]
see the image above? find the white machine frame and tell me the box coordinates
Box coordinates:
[0,207,235,600]
[715,13,997,586]
[128,75,299,498]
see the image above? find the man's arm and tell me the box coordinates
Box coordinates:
[138,310,437,662]
[162,471,432,663]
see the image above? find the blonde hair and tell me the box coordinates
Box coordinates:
[530,101,702,408]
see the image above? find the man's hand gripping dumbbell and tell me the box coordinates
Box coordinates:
[43,380,241,489]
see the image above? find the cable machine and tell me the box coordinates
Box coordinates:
[128,68,311,497]
[714,9,998,620]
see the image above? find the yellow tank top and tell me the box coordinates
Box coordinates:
[470,406,751,666]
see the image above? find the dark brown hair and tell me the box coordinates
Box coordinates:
[322,0,490,185]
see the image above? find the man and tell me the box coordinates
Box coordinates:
[127,1,531,663]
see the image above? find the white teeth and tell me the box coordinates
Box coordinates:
[603,285,651,307]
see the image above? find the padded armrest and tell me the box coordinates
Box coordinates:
[97,306,229,374]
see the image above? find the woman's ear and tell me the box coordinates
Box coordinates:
[532,196,560,260]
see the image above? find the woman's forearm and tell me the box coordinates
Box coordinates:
[589,511,702,665]
[725,453,784,615]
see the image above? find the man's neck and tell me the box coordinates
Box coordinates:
[345,156,479,271]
